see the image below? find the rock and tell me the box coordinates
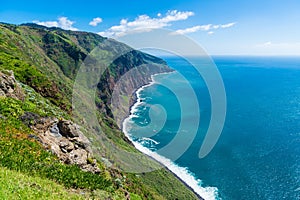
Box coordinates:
[24,116,100,174]
[20,112,57,132]
[69,149,88,166]
[35,117,57,132]
[0,90,5,97]
[81,164,101,174]
[57,119,91,151]
[59,138,74,153]
[124,190,130,200]
[57,120,80,137]
[49,124,61,137]
[20,112,40,127]
[70,137,89,150]
[0,70,25,101]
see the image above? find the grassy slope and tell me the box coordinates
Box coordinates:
[0,167,84,200]
[0,23,198,199]
[0,167,143,200]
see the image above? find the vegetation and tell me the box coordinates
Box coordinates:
[0,22,198,199]
[0,98,111,190]
[0,167,85,200]
[0,96,146,199]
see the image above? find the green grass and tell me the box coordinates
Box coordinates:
[0,167,138,200]
[0,24,72,111]
[0,167,84,200]
[0,51,70,110]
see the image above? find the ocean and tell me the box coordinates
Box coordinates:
[123,56,300,199]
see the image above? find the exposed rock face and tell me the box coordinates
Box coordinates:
[21,112,100,174]
[0,70,25,101]
[58,120,80,138]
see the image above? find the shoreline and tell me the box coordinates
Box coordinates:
[121,71,217,200]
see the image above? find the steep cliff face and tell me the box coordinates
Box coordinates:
[0,22,198,199]
[97,47,173,124]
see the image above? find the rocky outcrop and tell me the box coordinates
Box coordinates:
[0,70,25,101]
[21,112,100,174]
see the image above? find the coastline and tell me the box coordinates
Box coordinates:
[121,72,218,200]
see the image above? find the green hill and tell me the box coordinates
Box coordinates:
[0,22,199,199]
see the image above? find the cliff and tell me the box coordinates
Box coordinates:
[0,22,198,199]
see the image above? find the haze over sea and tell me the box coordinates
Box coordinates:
[123,56,300,199]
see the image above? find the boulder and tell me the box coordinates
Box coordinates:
[57,120,80,137]
[0,70,25,101]
[69,149,88,166]
[22,115,100,174]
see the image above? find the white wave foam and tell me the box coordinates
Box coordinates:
[140,137,160,145]
[121,72,219,200]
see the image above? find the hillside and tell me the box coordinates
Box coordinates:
[0,22,199,199]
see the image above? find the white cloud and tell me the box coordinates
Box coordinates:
[98,10,194,38]
[33,17,78,31]
[89,17,103,26]
[220,22,236,28]
[174,24,212,35]
[253,42,300,55]
[256,41,300,49]
[260,41,272,46]
[174,22,236,35]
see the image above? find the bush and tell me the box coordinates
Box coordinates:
[0,97,24,117]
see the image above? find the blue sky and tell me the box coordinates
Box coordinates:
[1,0,300,55]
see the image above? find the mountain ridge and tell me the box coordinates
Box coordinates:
[0,22,199,199]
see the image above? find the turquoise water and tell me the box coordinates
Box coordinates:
[124,56,300,199]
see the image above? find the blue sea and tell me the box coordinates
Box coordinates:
[123,56,300,199]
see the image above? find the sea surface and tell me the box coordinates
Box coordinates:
[123,56,300,200]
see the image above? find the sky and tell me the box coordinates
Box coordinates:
[1,0,300,55]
